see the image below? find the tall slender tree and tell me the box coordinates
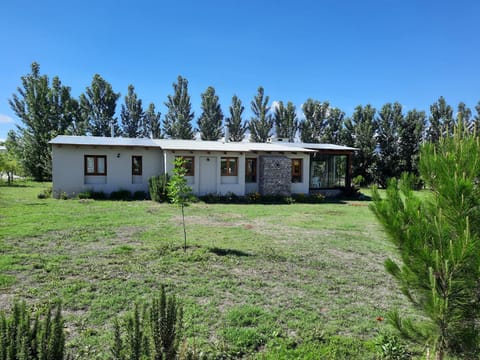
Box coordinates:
[143,103,161,138]
[351,104,377,184]
[120,85,144,138]
[225,95,247,142]
[472,101,480,135]
[249,86,273,142]
[163,76,195,139]
[427,96,453,142]
[321,107,345,144]
[274,101,298,142]
[197,86,224,140]
[299,99,329,143]
[376,102,403,187]
[80,74,120,137]
[9,62,78,180]
[398,109,425,175]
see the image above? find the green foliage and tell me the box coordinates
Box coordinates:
[167,158,194,251]
[80,74,120,137]
[225,95,247,142]
[399,110,425,175]
[376,333,410,360]
[148,174,170,202]
[0,301,66,360]
[321,107,345,144]
[9,62,82,181]
[427,96,454,142]
[37,187,52,199]
[299,99,329,143]
[197,86,224,141]
[120,85,145,138]
[110,189,133,201]
[249,87,273,142]
[163,76,195,139]
[143,103,161,139]
[111,287,183,360]
[133,191,148,201]
[350,104,377,185]
[274,101,298,142]
[371,127,480,359]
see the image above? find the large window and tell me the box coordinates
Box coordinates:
[84,155,106,175]
[176,156,195,176]
[310,154,347,189]
[132,156,142,175]
[291,158,302,183]
[245,158,257,183]
[221,157,238,176]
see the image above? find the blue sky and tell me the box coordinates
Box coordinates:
[1,0,479,140]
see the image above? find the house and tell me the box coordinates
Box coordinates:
[49,135,356,198]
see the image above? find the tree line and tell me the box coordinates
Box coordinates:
[5,62,480,183]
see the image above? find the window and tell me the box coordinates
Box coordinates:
[245,158,257,182]
[132,156,142,175]
[84,155,106,175]
[291,158,302,183]
[176,156,194,176]
[221,157,238,176]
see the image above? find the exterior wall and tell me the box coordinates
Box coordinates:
[52,144,163,196]
[163,150,246,195]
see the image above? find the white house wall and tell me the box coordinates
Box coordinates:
[163,150,310,196]
[52,145,163,196]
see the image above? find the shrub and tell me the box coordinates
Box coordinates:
[148,174,170,202]
[77,190,92,199]
[90,191,107,200]
[133,190,148,200]
[111,286,183,360]
[37,187,53,199]
[0,301,66,360]
[110,189,132,201]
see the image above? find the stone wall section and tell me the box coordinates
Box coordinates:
[258,156,291,196]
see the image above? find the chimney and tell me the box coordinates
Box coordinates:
[110,121,115,137]
[224,126,230,143]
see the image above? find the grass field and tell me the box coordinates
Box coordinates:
[0,181,417,359]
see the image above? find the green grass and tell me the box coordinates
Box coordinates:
[0,181,420,359]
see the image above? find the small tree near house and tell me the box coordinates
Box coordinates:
[167,157,195,252]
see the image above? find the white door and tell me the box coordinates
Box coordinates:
[199,156,217,195]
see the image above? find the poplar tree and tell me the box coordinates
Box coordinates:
[143,103,161,138]
[9,62,78,180]
[321,107,345,144]
[163,75,195,139]
[299,99,329,143]
[376,102,403,187]
[351,104,377,184]
[371,124,480,360]
[472,101,480,135]
[249,86,273,142]
[197,86,224,140]
[121,85,144,138]
[427,96,453,142]
[225,95,247,142]
[80,74,121,137]
[398,109,425,175]
[274,101,298,142]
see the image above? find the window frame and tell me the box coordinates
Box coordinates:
[245,158,257,183]
[221,157,238,176]
[132,155,143,176]
[84,155,107,176]
[291,158,303,183]
[176,156,195,176]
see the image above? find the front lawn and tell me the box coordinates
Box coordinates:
[0,182,416,359]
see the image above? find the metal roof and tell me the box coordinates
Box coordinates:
[49,136,355,153]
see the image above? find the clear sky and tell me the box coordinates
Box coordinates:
[1,0,479,140]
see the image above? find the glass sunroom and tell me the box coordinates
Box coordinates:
[309,152,352,190]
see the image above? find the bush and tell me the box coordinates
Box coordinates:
[37,187,53,199]
[133,190,148,200]
[90,191,107,200]
[0,301,66,360]
[77,190,92,199]
[110,189,132,201]
[111,286,183,360]
[148,174,170,202]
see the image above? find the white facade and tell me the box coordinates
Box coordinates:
[51,144,163,196]
[50,136,355,198]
